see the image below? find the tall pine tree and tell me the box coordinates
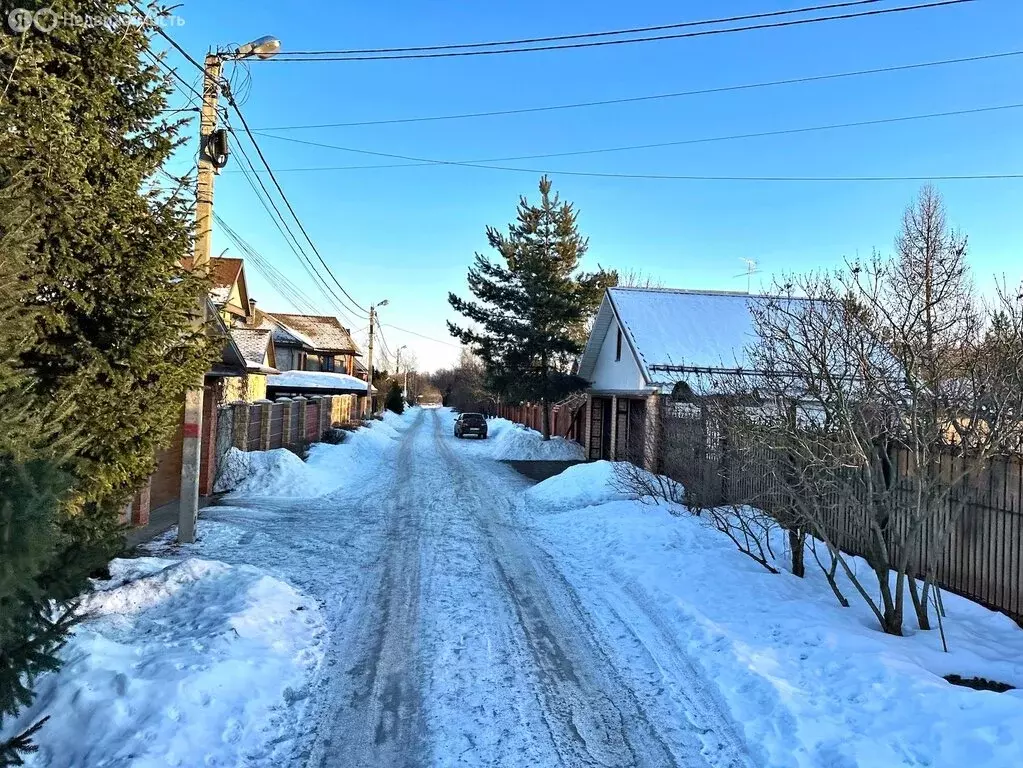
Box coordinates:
[448,177,614,438]
[1,4,215,758]
[0,1,214,527]
[0,170,83,766]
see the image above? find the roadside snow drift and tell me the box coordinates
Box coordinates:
[1,557,325,768]
[451,413,585,461]
[526,477,1023,768]
[525,460,636,509]
[215,415,404,498]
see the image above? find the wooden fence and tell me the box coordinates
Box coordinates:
[662,403,1023,620]
[497,394,586,442]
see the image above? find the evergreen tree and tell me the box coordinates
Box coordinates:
[0,4,215,758]
[384,381,405,415]
[0,175,82,765]
[448,177,614,438]
[0,1,214,525]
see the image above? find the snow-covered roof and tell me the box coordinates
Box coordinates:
[579,287,787,388]
[230,328,280,374]
[266,314,360,355]
[266,370,374,394]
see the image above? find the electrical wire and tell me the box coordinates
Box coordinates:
[251,49,1023,131]
[269,1,976,62]
[222,85,370,317]
[283,0,887,55]
[214,213,324,315]
[226,119,367,326]
[252,102,1023,167]
[382,324,461,348]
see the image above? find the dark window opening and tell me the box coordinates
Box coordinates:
[615,328,623,361]
[321,355,335,372]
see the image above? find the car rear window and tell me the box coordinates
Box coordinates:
[462,414,486,425]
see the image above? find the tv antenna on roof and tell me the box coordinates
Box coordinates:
[733,258,761,293]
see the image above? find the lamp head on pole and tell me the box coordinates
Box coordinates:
[235,35,281,60]
[377,299,390,308]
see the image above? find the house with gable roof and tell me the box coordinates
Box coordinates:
[577,287,778,468]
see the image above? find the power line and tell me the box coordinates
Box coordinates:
[221,85,370,317]
[130,0,207,73]
[252,49,1023,131]
[214,213,324,316]
[225,119,367,325]
[269,1,975,62]
[252,102,1023,166]
[140,23,372,326]
[283,0,886,55]
[383,324,461,348]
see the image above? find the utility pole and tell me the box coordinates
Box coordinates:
[177,52,223,545]
[365,299,389,416]
[366,305,375,417]
[178,37,280,544]
[396,344,408,402]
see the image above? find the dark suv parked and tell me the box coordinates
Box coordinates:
[454,412,488,439]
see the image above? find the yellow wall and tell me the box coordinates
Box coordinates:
[222,374,267,403]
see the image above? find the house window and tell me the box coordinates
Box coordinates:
[298,351,308,370]
[615,328,623,362]
[321,355,335,372]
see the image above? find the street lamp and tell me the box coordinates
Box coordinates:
[234,35,281,60]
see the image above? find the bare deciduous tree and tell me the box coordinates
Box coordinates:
[730,187,1023,636]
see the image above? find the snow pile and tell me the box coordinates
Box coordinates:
[0,557,325,768]
[525,460,637,509]
[485,418,586,461]
[215,446,342,498]
[529,492,1023,767]
[215,415,407,499]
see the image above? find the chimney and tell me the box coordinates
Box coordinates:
[248,298,257,325]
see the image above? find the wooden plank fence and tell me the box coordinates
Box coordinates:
[664,402,1023,620]
[497,394,586,443]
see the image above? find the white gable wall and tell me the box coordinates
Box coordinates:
[590,316,646,391]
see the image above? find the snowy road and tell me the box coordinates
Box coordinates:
[197,408,752,768]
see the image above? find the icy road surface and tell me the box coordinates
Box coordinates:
[199,408,752,768]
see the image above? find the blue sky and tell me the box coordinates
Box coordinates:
[160,0,1023,370]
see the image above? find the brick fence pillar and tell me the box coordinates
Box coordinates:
[320,395,333,435]
[294,396,308,442]
[232,401,250,450]
[255,399,273,451]
[643,393,662,472]
[280,398,294,448]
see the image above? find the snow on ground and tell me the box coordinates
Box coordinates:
[0,557,325,768]
[0,414,417,768]
[447,410,585,461]
[215,415,404,498]
[525,460,1023,768]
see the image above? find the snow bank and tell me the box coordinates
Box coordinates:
[0,557,325,768]
[476,416,585,461]
[215,446,342,498]
[525,460,637,509]
[215,414,408,499]
[529,494,1023,768]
